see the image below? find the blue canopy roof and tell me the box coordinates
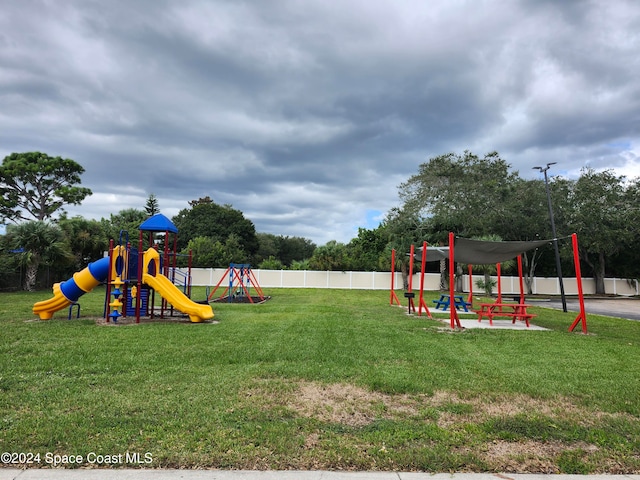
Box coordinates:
[139,213,178,233]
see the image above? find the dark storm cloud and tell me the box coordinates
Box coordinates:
[1,0,639,242]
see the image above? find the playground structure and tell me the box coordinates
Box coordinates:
[207,263,269,303]
[32,214,214,323]
[391,232,588,333]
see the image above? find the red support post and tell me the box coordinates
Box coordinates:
[233,267,254,303]
[517,255,525,304]
[249,268,266,301]
[160,230,170,318]
[448,232,462,329]
[208,267,231,301]
[467,264,474,307]
[187,249,193,299]
[389,249,401,306]
[496,263,502,304]
[418,241,432,318]
[105,239,114,322]
[569,233,588,333]
[136,229,143,323]
[407,244,416,313]
[408,244,414,292]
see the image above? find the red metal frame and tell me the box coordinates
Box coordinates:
[208,264,266,303]
[568,233,588,333]
[407,244,416,313]
[389,249,401,306]
[104,239,115,322]
[466,264,473,307]
[496,263,502,304]
[392,233,587,332]
[417,241,432,318]
[448,232,462,329]
[517,255,525,304]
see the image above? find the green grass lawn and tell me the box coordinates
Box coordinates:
[0,287,638,473]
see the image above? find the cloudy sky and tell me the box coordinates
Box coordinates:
[1,0,639,244]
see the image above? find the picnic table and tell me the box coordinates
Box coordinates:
[476,303,535,327]
[432,294,471,312]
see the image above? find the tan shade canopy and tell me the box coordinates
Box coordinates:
[415,237,554,265]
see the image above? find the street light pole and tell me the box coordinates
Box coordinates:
[533,162,567,312]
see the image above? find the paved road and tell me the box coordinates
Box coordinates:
[538,297,640,321]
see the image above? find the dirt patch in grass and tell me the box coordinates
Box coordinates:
[240,379,640,473]
[288,382,420,427]
[277,380,635,430]
[464,439,602,473]
[478,440,572,473]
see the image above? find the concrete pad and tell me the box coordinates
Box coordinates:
[430,308,477,316]
[458,318,548,330]
[430,314,548,330]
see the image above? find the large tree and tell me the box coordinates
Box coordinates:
[102,208,149,246]
[608,177,640,280]
[180,236,229,268]
[398,151,521,238]
[308,240,348,271]
[506,177,561,293]
[396,151,524,290]
[255,233,316,267]
[381,207,428,289]
[566,168,634,294]
[345,226,389,271]
[0,152,92,223]
[172,197,259,256]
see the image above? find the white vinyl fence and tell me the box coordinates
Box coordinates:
[186,268,639,296]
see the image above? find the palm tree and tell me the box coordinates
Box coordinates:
[58,216,108,269]
[5,221,72,291]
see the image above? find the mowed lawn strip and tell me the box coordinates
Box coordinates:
[0,287,638,472]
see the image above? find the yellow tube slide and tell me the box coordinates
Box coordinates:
[142,248,213,323]
[32,283,72,320]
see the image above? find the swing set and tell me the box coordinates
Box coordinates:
[207,263,269,303]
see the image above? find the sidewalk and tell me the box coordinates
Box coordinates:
[1,470,639,480]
